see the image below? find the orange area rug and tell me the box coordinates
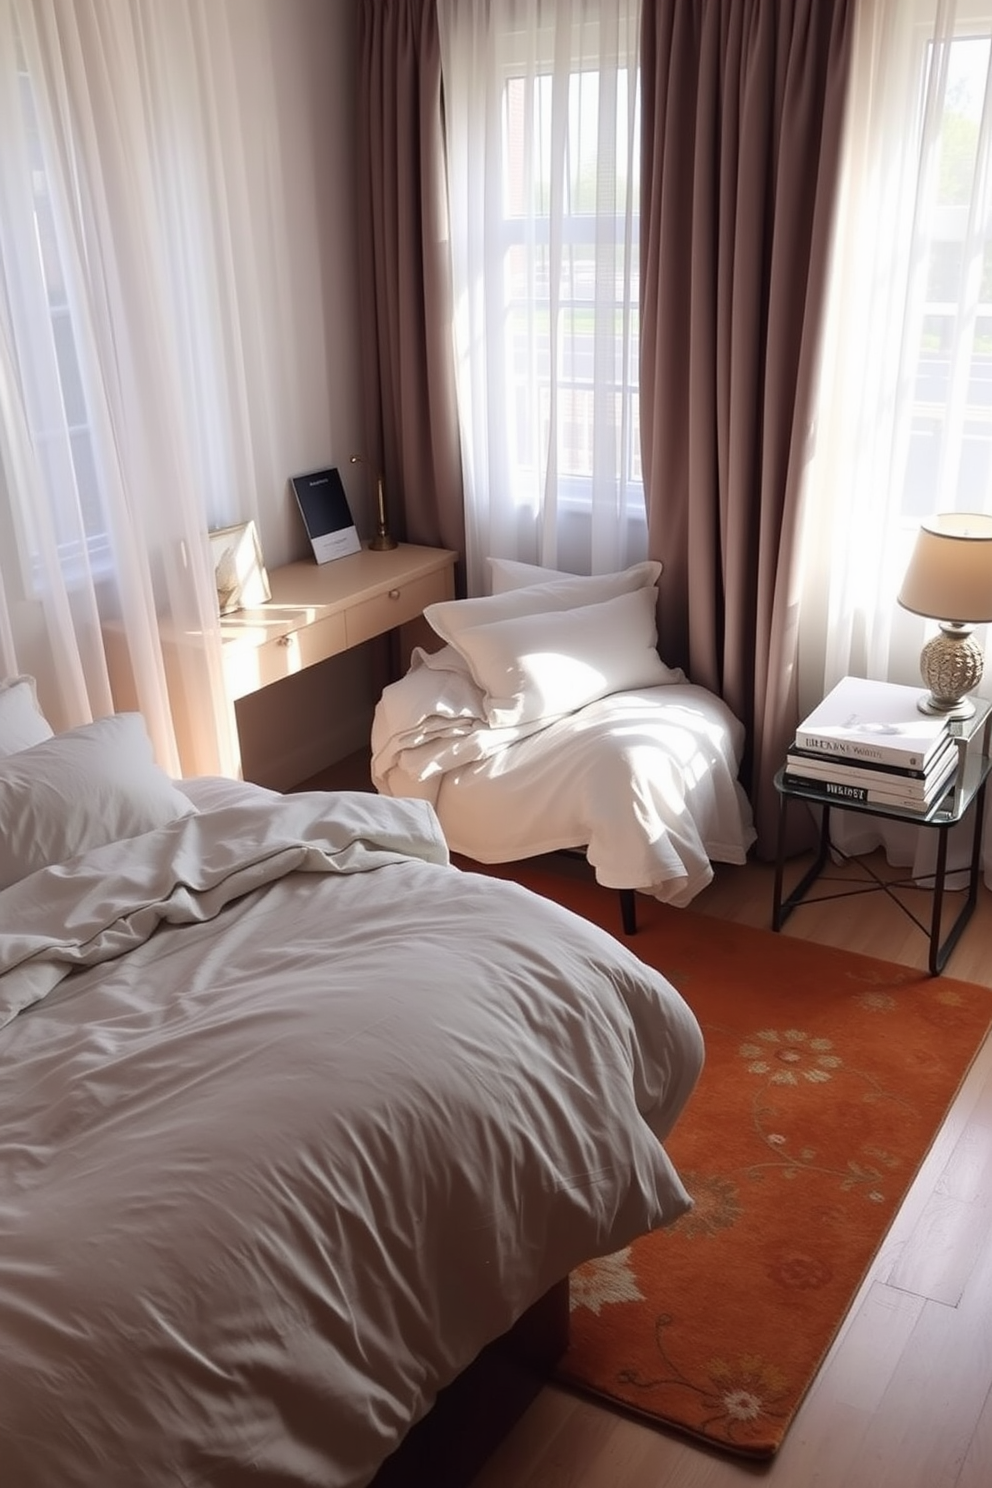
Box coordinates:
[464,859,992,1458]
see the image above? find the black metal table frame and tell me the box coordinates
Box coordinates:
[772,771,990,977]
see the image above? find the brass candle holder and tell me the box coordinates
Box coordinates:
[350,454,397,551]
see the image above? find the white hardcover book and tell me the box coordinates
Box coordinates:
[783,743,957,808]
[805,773,955,812]
[784,735,957,798]
[795,675,949,770]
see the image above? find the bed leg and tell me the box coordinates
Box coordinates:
[619,888,637,935]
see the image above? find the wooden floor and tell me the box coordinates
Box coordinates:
[299,756,992,1488]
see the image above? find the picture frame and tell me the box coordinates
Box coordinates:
[290,466,362,564]
[208,520,271,615]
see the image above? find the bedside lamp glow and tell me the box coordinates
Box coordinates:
[897,512,992,719]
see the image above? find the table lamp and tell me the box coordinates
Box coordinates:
[897,511,992,718]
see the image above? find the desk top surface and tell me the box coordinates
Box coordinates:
[221,542,456,643]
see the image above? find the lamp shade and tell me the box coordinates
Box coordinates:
[897,512,992,623]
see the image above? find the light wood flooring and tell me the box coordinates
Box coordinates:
[298,755,992,1488]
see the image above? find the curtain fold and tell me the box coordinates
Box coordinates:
[799,0,992,883]
[0,0,236,776]
[639,0,855,856]
[356,0,465,574]
[0,0,325,779]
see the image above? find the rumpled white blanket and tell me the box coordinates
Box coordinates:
[371,645,555,785]
[372,646,756,906]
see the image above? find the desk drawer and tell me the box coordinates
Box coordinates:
[345,569,452,647]
[224,612,348,699]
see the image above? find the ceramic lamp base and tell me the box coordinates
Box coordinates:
[918,623,983,718]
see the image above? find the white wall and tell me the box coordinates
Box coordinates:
[227,0,381,787]
[243,0,367,571]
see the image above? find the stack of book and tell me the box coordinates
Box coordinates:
[783,675,957,814]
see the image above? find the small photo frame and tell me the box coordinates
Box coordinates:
[208,520,271,615]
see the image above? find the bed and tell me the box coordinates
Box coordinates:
[0,678,705,1488]
[372,560,756,914]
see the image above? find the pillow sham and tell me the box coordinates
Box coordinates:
[487,557,580,593]
[0,675,54,757]
[425,559,663,649]
[488,555,667,595]
[0,712,197,890]
[447,585,679,727]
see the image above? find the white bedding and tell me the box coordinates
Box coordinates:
[0,779,703,1488]
[372,647,756,907]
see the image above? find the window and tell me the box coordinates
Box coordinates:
[799,0,992,712]
[10,39,110,573]
[904,26,992,520]
[501,64,641,517]
[439,0,645,585]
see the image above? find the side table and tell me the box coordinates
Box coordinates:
[772,698,992,975]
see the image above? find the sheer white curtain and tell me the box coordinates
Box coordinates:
[0,0,292,776]
[437,0,645,595]
[798,0,992,876]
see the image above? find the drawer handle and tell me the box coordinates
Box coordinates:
[278,634,292,646]
[388,588,401,600]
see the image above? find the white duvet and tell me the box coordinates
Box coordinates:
[0,780,703,1488]
[372,646,756,907]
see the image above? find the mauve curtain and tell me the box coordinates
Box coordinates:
[356,0,465,574]
[639,0,854,856]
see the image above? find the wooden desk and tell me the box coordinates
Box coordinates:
[104,543,456,778]
[221,543,457,700]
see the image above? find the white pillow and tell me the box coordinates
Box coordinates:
[0,712,197,890]
[447,586,679,727]
[426,559,663,648]
[0,675,54,757]
[487,557,581,593]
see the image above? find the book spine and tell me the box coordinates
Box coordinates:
[784,769,939,801]
[783,749,955,797]
[782,775,951,811]
[785,742,948,782]
[793,731,934,770]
